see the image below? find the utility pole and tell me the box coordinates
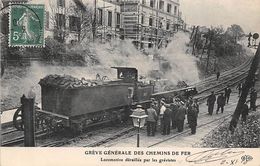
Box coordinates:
[229,43,260,133]
[92,0,97,42]
[205,30,213,73]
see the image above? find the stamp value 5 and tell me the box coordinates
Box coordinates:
[9,4,45,47]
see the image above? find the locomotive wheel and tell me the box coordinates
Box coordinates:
[13,107,24,131]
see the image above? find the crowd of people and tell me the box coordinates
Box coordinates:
[138,96,200,137]
[206,82,258,121]
[137,80,258,137]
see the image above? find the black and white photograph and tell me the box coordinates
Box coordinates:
[0,0,260,165]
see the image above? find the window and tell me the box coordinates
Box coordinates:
[167,4,172,13]
[45,11,49,29]
[57,0,65,7]
[174,6,177,15]
[108,11,112,27]
[150,0,154,8]
[149,17,153,26]
[56,13,65,29]
[141,14,144,24]
[69,16,80,32]
[159,1,164,10]
[116,13,120,28]
[98,8,103,25]
[142,0,145,5]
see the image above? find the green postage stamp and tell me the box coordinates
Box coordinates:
[9,4,45,47]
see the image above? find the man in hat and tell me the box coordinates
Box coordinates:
[250,88,257,111]
[159,98,166,133]
[189,102,199,134]
[146,103,158,136]
[207,91,216,115]
[224,87,232,104]
[240,102,249,122]
[216,93,225,114]
[162,108,171,135]
[236,83,243,97]
[186,97,193,126]
[175,102,186,132]
[170,99,179,130]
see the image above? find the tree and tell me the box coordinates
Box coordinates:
[226,24,244,43]
[229,43,260,133]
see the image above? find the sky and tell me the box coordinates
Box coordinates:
[180,0,260,34]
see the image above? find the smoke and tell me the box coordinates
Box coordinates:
[1,31,200,109]
[161,32,200,84]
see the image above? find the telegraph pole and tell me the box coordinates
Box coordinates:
[229,43,260,133]
[92,0,97,42]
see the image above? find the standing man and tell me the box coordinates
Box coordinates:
[236,83,243,97]
[146,103,158,136]
[159,99,166,133]
[186,98,193,126]
[207,91,216,115]
[162,108,171,135]
[170,100,178,130]
[189,102,198,134]
[216,71,220,81]
[250,89,257,111]
[175,102,186,132]
[224,87,232,104]
[241,103,249,122]
[216,93,225,114]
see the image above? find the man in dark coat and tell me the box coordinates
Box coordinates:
[186,98,193,126]
[224,87,232,104]
[216,71,220,80]
[162,108,171,135]
[207,91,216,115]
[146,104,158,136]
[241,103,249,122]
[236,83,243,97]
[175,103,186,132]
[189,102,198,134]
[250,89,257,111]
[170,101,178,129]
[216,93,225,114]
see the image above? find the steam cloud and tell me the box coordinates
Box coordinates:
[1,31,200,107]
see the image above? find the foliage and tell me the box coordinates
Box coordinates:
[226,24,244,42]
[191,24,245,57]
[200,112,260,148]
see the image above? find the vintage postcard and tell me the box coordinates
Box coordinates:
[0,0,260,166]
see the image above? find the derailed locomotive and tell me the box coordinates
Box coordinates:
[37,67,154,132]
[13,67,197,133]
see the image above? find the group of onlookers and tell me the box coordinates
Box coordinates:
[144,97,199,137]
[207,82,257,122]
[141,80,258,137]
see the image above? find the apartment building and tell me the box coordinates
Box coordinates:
[1,0,183,47]
[121,0,181,49]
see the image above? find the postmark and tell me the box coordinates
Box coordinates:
[9,3,44,47]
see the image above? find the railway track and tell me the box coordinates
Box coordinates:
[1,130,49,146]
[192,57,253,88]
[147,113,232,147]
[1,56,253,147]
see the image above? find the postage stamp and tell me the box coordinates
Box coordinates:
[9,4,45,47]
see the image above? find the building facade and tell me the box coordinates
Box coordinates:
[1,0,183,48]
[94,0,183,49]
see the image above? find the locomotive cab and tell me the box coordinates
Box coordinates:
[112,67,154,107]
[112,67,138,83]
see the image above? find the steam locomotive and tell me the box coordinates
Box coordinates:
[13,67,197,133]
